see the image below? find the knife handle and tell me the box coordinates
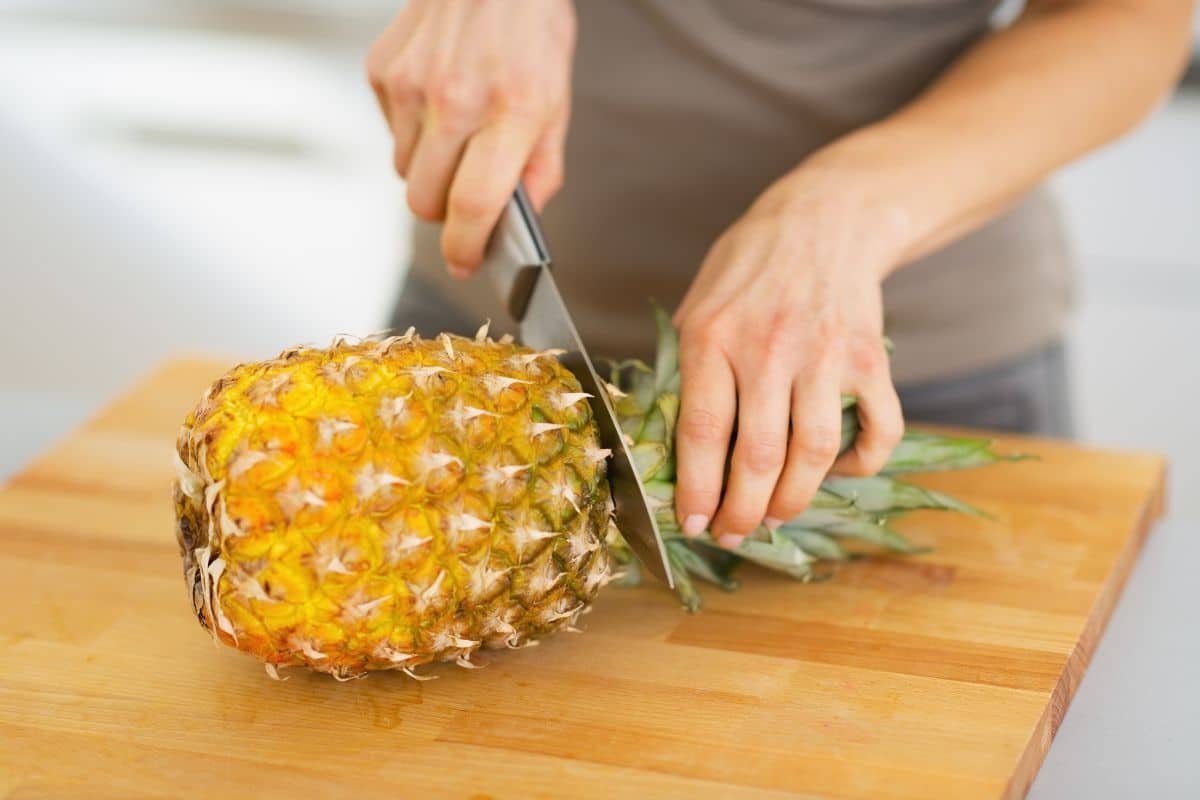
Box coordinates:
[483,183,551,322]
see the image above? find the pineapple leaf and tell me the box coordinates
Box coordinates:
[785,507,923,553]
[619,412,644,441]
[776,528,849,561]
[667,539,740,591]
[656,393,680,447]
[808,488,856,510]
[883,431,1017,474]
[640,403,668,445]
[610,556,644,588]
[666,544,704,612]
[652,303,681,395]
[624,361,658,414]
[839,407,860,455]
[723,529,817,580]
[642,479,676,505]
[631,441,668,482]
[605,531,643,587]
[822,475,986,516]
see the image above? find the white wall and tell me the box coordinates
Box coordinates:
[0,22,409,397]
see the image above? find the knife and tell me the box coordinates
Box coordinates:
[481,184,674,587]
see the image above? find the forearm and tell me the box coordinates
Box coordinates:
[804,0,1195,276]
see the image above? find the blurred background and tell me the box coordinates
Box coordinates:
[1,0,1198,523]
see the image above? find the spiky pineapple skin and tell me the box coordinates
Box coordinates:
[174,331,612,679]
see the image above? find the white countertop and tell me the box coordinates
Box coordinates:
[1029,514,1200,798]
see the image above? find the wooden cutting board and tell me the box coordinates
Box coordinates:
[0,359,1165,800]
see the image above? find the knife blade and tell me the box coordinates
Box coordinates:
[482,185,674,587]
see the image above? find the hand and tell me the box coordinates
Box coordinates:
[366,0,575,277]
[672,164,906,548]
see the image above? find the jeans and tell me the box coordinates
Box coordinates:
[390,275,1074,439]
[896,341,1073,438]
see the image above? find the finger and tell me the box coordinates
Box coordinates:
[440,116,543,274]
[763,360,842,527]
[389,89,424,178]
[832,347,903,476]
[368,2,436,167]
[674,331,736,540]
[403,6,479,220]
[365,4,424,125]
[710,355,792,545]
[522,98,569,212]
[405,105,479,222]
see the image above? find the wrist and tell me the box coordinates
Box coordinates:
[790,127,938,279]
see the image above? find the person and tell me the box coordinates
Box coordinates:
[366,0,1192,549]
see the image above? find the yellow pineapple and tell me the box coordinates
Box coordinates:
[174,325,613,680]
[174,309,1008,678]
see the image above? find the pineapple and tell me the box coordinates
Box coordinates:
[174,324,613,680]
[174,310,1010,678]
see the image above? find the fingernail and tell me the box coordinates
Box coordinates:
[447,263,471,280]
[682,514,709,538]
[764,517,784,531]
[717,533,744,550]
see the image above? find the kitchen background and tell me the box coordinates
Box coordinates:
[0,0,1198,795]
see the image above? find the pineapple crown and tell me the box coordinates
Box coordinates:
[604,304,1020,611]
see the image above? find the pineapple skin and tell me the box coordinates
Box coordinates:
[173,330,613,679]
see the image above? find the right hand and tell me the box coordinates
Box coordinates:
[366,0,576,278]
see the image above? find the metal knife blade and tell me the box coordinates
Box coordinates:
[482,186,673,587]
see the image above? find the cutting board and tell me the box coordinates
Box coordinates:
[0,359,1165,800]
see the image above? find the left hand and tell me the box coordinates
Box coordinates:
[673,163,906,548]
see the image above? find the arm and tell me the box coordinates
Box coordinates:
[821,0,1195,272]
[673,0,1194,546]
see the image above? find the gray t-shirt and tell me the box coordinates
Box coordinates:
[406,0,1073,384]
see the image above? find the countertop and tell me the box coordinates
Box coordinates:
[1029,514,1200,798]
[0,358,1180,798]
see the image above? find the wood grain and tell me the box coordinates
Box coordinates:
[0,359,1166,800]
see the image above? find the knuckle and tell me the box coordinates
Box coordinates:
[848,337,887,375]
[426,71,479,121]
[447,190,492,224]
[490,74,542,117]
[678,408,727,445]
[795,423,840,465]
[680,318,722,352]
[406,185,442,222]
[807,312,844,353]
[384,63,418,97]
[365,49,386,87]
[737,433,787,474]
[393,150,410,179]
